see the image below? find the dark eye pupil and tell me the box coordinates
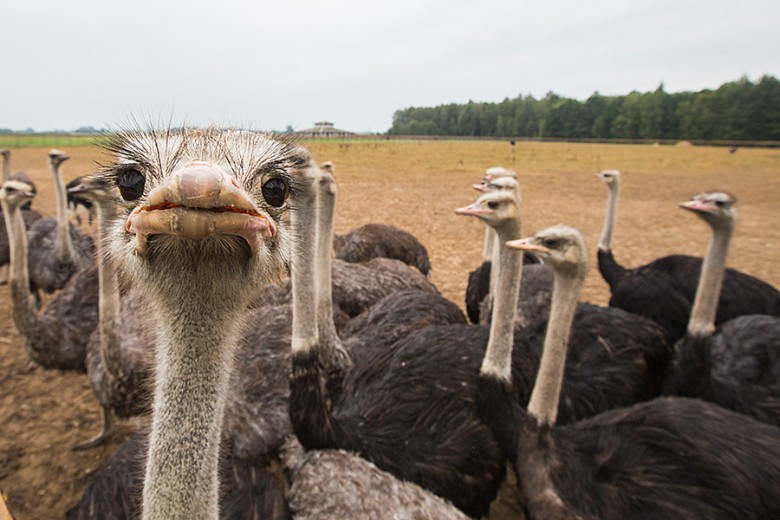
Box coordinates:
[262,178,288,208]
[487,201,499,209]
[543,239,558,248]
[117,169,145,201]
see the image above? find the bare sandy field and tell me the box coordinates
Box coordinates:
[1,140,778,519]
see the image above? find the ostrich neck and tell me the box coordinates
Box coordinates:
[482,227,496,262]
[94,201,125,381]
[687,221,733,337]
[143,301,242,520]
[598,182,619,251]
[526,267,584,426]
[51,163,74,262]
[2,198,36,341]
[2,155,8,181]
[316,186,339,348]
[291,192,318,355]
[481,218,523,381]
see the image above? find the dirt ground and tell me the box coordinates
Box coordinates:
[1,140,778,519]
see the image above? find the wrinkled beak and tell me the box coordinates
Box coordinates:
[126,161,275,255]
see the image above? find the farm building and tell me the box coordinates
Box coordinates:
[296,121,354,138]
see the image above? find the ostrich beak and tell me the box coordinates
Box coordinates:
[506,238,548,254]
[126,161,276,255]
[679,199,717,214]
[472,183,491,193]
[455,202,491,216]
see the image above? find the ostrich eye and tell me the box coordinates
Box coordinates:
[542,238,559,248]
[487,201,499,210]
[714,200,726,207]
[262,177,289,208]
[117,168,146,201]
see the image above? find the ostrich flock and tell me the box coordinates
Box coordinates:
[0,127,779,520]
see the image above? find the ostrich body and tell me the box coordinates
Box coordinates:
[1,179,98,371]
[663,192,780,426]
[65,176,157,447]
[499,225,780,519]
[597,170,779,342]
[333,222,433,277]
[97,126,310,519]
[26,149,95,295]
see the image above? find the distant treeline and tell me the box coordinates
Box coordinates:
[389,75,780,141]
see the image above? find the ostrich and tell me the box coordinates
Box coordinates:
[284,162,471,517]
[596,169,779,342]
[465,172,543,325]
[64,175,157,448]
[0,178,98,371]
[93,126,312,519]
[501,225,780,519]
[26,149,95,296]
[663,191,780,426]
[0,149,42,285]
[289,167,507,518]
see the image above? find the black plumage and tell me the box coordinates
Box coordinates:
[333,222,433,277]
[601,251,780,342]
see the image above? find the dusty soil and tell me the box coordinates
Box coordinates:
[1,140,778,519]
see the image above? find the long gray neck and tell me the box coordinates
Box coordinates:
[94,199,125,381]
[687,219,733,337]
[316,179,339,348]
[480,218,523,381]
[482,227,496,262]
[2,197,36,342]
[527,265,584,426]
[290,181,319,355]
[142,298,242,520]
[598,180,619,251]
[51,161,74,262]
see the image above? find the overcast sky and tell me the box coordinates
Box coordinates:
[2,0,778,133]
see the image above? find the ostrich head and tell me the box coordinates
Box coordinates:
[475,166,518,189]
[48,149,70,167]
[679,191,736,230]
[507,225,587,275]
[97,127,311,312]
[455,189,520,238]
[67,172,119,203]
[595,169,621,186]
[473,175,518,193]
[0,179,36,210]
[0,149,9,161]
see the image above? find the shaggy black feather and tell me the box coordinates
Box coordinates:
[514,397,780,519]
[601,252,780,343]
[333,223,432,276]
[664,314,780,426]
